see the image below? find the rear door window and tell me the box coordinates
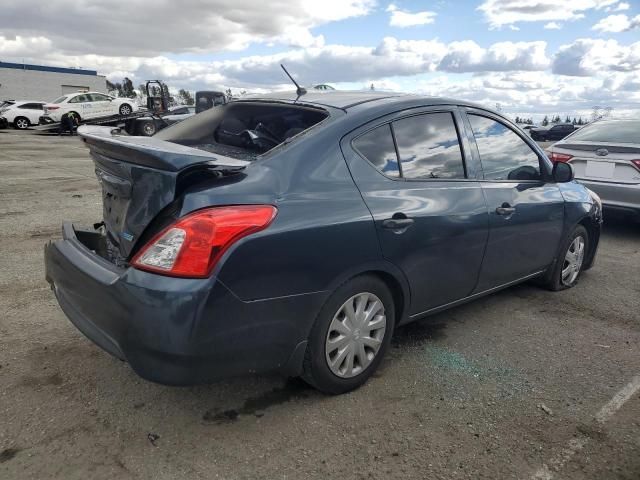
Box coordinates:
[468,114,541,181]
[89,93,110,101]
[69,95,89,103]
[19,103,43,109]
[392,112,465,179]
[353,124,400,178]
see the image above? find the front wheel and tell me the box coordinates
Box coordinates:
[543,225,589,291]
[119,103,132,116]
[302,275,395,394]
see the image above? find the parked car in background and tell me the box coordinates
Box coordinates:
[43,92,138,122]
[547,119,640,218]
[521,125,538,134]
[133,105,196,136]
[0,100,46,129]
[531,123,577,142]
[44,92,601,394]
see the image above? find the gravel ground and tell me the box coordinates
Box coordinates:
[1,129,638,480]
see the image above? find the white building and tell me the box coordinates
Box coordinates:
[0,62,107,102]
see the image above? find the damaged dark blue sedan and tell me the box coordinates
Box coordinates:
[45,91,602,394]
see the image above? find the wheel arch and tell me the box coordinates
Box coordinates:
[13,116,30,128]
[323,261,412,328]
[577,214,600,270]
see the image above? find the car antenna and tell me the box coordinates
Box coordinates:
[280,64,307,97]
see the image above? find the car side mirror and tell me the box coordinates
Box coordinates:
[552,161,574,183]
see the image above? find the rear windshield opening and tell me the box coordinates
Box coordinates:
[155,101,329,160]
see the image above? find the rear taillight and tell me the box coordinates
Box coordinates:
[46,106,60,110]
[131,205,277,278]
[631,160,640,172]
[549,152,573,163]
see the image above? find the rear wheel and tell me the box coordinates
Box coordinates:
[14,117,30,130]
[140,120,156,136]
[543,225,589,291]
[119,103,132,116]
[302,275,395,394]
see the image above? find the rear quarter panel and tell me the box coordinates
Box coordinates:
[179,120,391,302]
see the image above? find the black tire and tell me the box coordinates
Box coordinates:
[69,111,81,122]
[13,117,30,130]
[542,225,589,291]
[302,275,395,394]
[140,120,156,136]
[119,103,132,116]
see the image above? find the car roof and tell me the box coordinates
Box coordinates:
[240,90,486,111]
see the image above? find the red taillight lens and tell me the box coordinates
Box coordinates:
[549,152,573,163]
[131,205,277,278]
[46,105,60,110]
[631,160,640,172]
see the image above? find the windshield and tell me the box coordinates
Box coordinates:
[52,96,68,104]
[566,120,640,144]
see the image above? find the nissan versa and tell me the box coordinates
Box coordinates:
[44,91,602,394]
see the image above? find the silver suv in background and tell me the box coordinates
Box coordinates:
[547,119,640,219]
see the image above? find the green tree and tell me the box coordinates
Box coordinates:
[106,80,117,95]
[121,77,136,98]
[178,89,195,105]
[542,115,549,126]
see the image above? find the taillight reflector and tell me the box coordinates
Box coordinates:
[631,160,640,172]
[131,205,277,278]
[549,152,573,163]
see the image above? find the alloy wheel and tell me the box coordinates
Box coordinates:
[325,292,387,378]
[15,119,29,129]
[561,236,585,286]
[120,105,131,115]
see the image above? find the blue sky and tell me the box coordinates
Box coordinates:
[1,0,639,118]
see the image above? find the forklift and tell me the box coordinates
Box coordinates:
[145,80,171,114]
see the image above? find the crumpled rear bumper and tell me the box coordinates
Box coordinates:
[44,223,325,385]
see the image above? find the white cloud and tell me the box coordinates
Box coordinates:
[478,0,618,28]
[0,0,375,56]
[387,4,437,27]
[416,71,640,115]
[544,22,562,29]
[438,41,550,73]
[606,2,630,12]
[592,13,640,32]
[552,38,640,76]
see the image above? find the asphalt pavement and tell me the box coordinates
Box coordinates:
[0,129,638,480]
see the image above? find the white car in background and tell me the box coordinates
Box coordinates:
[0,100,47,129]
[44,92,138,122]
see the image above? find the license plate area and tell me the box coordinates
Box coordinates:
[585,161,615,179]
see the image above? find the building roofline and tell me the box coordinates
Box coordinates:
[0,62,98,76]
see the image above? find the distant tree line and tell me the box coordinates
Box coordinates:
[106,78,195,106]
[515,115,588,127]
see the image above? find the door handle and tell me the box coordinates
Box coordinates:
[382,217,414,230]
[495,203,516,216]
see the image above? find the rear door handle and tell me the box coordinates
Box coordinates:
[382,217,414,230]
[495,203,516,215]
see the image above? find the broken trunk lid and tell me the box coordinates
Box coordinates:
[78,125,250,172]
[78,125,249,261]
